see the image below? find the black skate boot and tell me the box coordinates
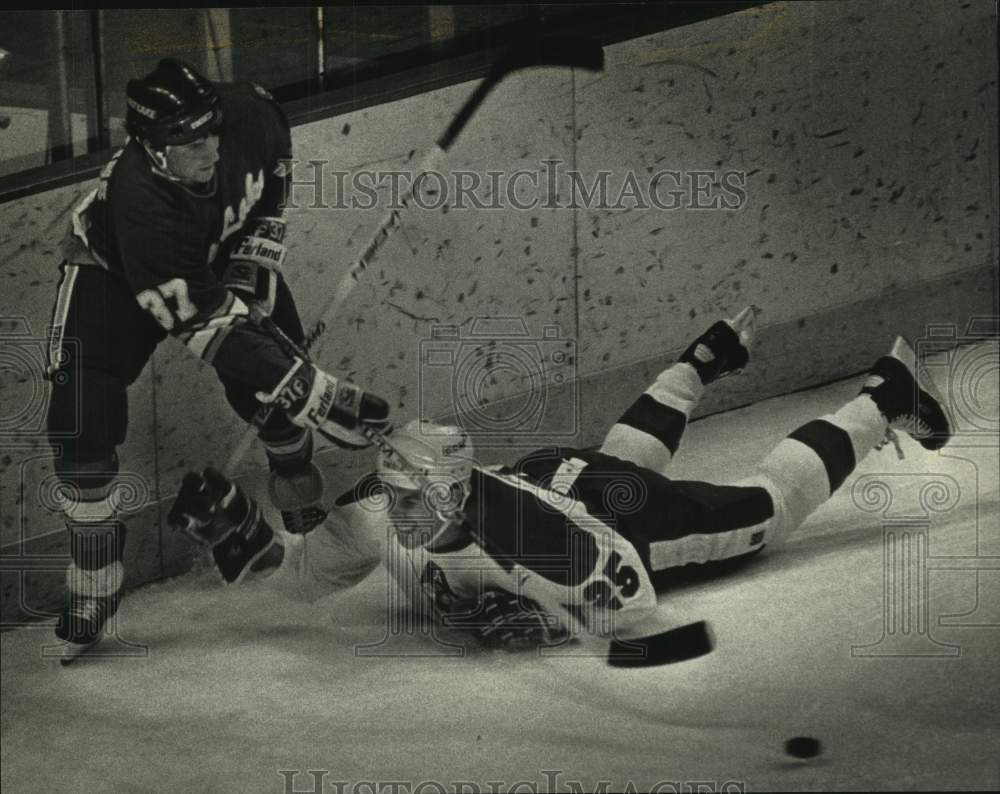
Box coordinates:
[55,591,122,666]
[861,337,952,454]
[679,306,757,385]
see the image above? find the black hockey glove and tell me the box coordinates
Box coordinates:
[258,357,391,448]
[442,588,571,652]
[167,467,278,584]
[222,217,287,316]
[168,467,250,547]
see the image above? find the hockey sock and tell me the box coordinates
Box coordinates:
[600,362,704,473]
[757,396,887,530]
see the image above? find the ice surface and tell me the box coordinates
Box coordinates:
[3,344,998,792]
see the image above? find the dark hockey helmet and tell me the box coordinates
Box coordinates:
[125,58,222,149]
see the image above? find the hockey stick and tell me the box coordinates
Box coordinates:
[223,35,605,476]
[607,620,714,667]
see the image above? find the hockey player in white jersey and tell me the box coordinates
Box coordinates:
[169,307,952,651]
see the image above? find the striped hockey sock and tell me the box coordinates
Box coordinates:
[757,396,887,531]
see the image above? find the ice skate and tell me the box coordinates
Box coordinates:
[679,305,758,385]
[861,336,952,453]
[55,592,121,666]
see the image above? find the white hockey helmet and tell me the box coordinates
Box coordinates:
[376,419,475,491]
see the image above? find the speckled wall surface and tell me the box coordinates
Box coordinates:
[154,67,580,491]
[575,1,996,376]
[562,0,998,442]
[1,0,997,621]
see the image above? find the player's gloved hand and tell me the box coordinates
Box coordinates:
[442,588,570,652]
[257,358,391,449]
[168,467,279,584]
[222,217,287,316]
[167,466,246,547]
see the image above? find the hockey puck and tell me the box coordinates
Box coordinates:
[784,736,821,758]
[607,620,713,667]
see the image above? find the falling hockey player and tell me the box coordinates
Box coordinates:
[168,307,952,651]
[45,58,390,663]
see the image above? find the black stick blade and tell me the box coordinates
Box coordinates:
[607,620,714,667]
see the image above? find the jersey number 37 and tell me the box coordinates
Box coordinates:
[137,279,198,330]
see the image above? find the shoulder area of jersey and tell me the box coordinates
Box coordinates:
[238,80,289,132]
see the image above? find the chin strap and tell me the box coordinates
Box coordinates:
[138,138,175,180]
[138,138,215,193]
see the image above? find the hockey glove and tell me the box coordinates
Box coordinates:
[442,588,571,652]
[167,467,279,584]
[222,217,287,316]
[168,466,241,546]
[257,359,391,448]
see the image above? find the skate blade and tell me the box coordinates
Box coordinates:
[726,305,758,347]
[888,336,916,372]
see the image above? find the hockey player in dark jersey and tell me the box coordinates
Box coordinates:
[46,58,390,663]
[169,307,953,651]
